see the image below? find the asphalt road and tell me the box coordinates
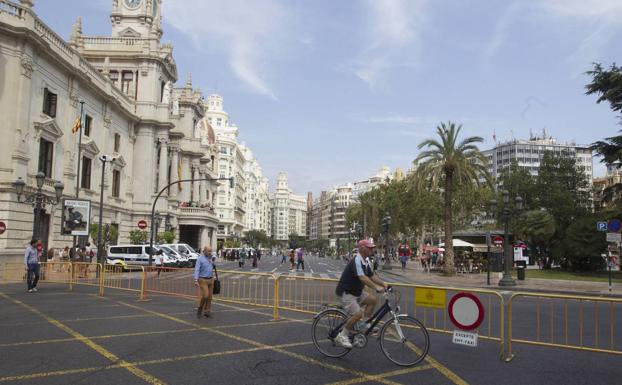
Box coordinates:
[1,255,620,384]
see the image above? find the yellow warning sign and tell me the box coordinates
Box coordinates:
[415,288,446,309]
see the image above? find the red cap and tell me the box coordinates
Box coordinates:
[357,239,376,249]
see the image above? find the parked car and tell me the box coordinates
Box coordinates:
[160,243,199,267]
[107,244,161,268]
[158,245,189,267]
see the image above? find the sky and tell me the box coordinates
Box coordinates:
[34,0,622,195]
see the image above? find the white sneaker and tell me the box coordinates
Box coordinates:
[32,288,37,292]
[28,289,33,293]
[335,332,353,348]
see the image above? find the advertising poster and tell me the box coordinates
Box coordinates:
[61,199,91,236]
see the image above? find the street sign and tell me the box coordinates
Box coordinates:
[606,233,621,243]
[607,219,621,233]
[597,221,608,232]
[448,292,484,331]
[492,235,504,247]
[0,221,5,235]
[452,330,478,347]
[415,288,446,309]
[137,220,148,230]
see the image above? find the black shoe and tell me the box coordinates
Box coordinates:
[203,313,211,318]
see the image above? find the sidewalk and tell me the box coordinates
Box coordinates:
[380,261,622,297]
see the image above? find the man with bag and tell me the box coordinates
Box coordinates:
[194,246,217,318]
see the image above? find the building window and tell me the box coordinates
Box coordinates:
[109,71,119,86]
[114,133,121,152]
[217,118,222,126]
[38,138,54,177]
[121,71,133,95]
[42,88,57,118]
[81,157,92,189]
[112,170,121,198]
[160,81,166,102]
[84,115,92,137]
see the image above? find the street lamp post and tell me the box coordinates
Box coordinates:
[96,155,115,265]
[382,213,392,270]
[491,190,523,287]
[14,172,64,244]
[148,176,234,265]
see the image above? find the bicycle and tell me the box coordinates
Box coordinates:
[311,286,430,366]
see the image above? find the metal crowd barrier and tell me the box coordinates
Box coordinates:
[507,292,622,361]
[4,262,622,362]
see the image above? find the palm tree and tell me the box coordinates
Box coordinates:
[415,122,489,275]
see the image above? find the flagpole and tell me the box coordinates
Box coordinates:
[72,101,84,261]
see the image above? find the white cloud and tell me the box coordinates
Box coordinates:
[352,0,428,90]
[163,0,291,99]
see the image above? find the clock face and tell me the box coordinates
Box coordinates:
[124,0,141,9]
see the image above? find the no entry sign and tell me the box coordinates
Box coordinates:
[0,221,6,235]
[448,292,485,331]
[137,220,148,230]
[492,235,504,247]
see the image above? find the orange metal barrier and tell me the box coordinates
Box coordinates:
[507,292,622,361]
[101,264,145,298]
[143,267,275,308]
[1,262,72,285]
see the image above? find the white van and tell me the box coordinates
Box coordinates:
[160,243,200,267]
[107,244,161,267]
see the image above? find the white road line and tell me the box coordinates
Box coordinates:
[310,269,314,273]
[271,267,278,273]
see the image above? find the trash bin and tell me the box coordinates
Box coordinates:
[516,266,525,280]
[515,260,526,280]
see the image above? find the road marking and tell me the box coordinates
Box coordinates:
[0,340,314,383]
[323,365,433,385]
[310,269,314,273]
[102,297,409,385]
[0,292,167,385]
[271,267,278,273]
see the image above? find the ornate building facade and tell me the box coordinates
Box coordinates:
[0,0,221,261]
[270,172,306,241]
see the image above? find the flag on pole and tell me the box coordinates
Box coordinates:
[71,117,81,134]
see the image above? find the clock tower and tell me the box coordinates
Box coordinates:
[111,0,162,39]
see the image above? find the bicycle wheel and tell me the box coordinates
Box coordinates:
[379,315,429,366]
[312,308,351,358]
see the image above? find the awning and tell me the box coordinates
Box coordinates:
[439,239,475,248]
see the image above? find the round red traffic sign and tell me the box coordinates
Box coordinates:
[492,235,504,247]
[448,292,485,331]
[0,221,6,235]
[137,220,148,230]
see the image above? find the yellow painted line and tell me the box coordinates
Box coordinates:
[0,340,313,382]
[322,365,433,385]
[0,327,197,348]
[103,296,407,385]
[0,292,167,385]
[423,355,470,385]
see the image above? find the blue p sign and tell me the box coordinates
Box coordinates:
[597,221,608,232]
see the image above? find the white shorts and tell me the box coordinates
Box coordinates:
[340,291,369,315]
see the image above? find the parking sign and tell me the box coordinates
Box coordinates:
[597,221,608,232]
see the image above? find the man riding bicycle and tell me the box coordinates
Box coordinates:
[335,239,388,348]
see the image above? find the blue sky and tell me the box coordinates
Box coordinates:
[35,0,621,195]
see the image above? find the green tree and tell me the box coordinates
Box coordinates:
[561,215,607,271]
[415,122,490,275]
[89,223,119,247]
[498,160,537,210]
[129,230,148,244]
[156,231,176,244]
[243,230,269,248]
[534,151,591,263]
[585,62,622,125]
[512,210,556,267]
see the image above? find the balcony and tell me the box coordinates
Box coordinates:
[177,202,218,225]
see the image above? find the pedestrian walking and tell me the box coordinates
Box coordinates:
[281,251,287,264]
[289,249,296,270]
[24,239,40,292]
[252,248,258,268]
[194,247,216,318]
[296,248,305,271]
[155,249,163,276]
[239,248,247,268]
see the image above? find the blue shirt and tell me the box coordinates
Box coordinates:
[193,254,214,280]
[24,245,38,266]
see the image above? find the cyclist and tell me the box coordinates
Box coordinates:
[334,239,388,348]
